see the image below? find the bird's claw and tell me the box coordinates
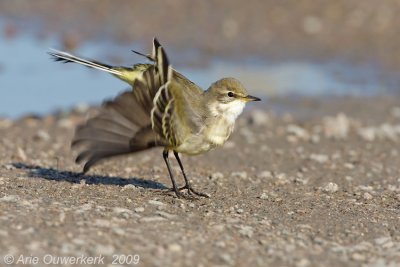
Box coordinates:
[168,185,209,199]
[177,185,210,198]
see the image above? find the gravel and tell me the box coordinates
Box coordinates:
[0,96,399,267]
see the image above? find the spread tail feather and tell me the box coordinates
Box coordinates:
[48,49,123,76]
[72,91,160,173]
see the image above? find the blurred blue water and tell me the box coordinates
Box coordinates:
[0,24,397,118]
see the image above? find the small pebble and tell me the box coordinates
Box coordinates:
[113,207,133,215]
[248,110,269,126]
[258,171,272,179]
[0,195,20,202]
[113,228,126,236]
[168,243,182,252]
[59,211,66,223]
[33,130,50,141]
[351,252,365,262]
[57,118,74,128]
[148,200,165,206]
[17,147,27,161]
[3,164,15,170]
[95,244,115,255]
[296,258,311,267]
[311,134,320,143]
[286,124,310,141]
[358,127,376,141]
[344,163,355,169]
[156,211,177,220]
[209,172,224,181]
[236,208,244,214]
[274,173,289,185]
[322,182,339,193]
[140,216,166,223]
[93,219,111,228]
[294,177,308,185]
[215,241,226,248]
[357,185,374,192]
[73,102,90,114]
[374,236,392,246]
[123,184,137,190]
[323,113,350,139]
[363,192,373,200]
[60,243,76,254]
[345,176,353,182]
[220,253,234,264]
[309,153,329,163]
[134,207,145,213]
[231,171,247,179]
[238,225,254,238]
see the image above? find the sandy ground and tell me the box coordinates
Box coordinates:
[0,96,399,267]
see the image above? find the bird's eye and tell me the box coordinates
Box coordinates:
[227,92,234,97]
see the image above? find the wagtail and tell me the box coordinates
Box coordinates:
[50,38,260,198]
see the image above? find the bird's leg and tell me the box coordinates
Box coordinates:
[173,151,209,198]
[163,150,182,198]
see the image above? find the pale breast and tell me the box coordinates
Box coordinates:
[175,117,234,155]
[204,100,245,145]
[204,117,235,145]
[175,99,245,155]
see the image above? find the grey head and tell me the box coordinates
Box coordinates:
[202,77,260,124]
[205,77,261,104]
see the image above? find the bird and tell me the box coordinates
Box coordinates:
[50,38,261,198]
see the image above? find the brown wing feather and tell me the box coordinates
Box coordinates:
[147,45,204,147]
[72,38,203,172]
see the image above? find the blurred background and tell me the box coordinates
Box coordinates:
[1,0,399,118]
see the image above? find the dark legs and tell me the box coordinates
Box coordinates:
[173,151,209,197]
[162,149,209,198]
[163,150,181,198]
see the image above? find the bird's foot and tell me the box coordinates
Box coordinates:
[167,187,195,199]
[167,185,209,199]
[178,185,210,198]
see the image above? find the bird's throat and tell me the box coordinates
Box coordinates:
[211,100,246,124]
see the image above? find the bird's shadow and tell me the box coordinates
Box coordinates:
[12,163,167,190]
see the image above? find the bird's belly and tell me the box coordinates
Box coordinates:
[175,120,234,155]
[175,135,216,155]
[204,118,234,145]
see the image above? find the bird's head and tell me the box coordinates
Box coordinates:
[207,77,261,104]
[206,78,261,121]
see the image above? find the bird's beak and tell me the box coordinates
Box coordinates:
[244,95,261,102]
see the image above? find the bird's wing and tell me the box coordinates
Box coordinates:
[72,38,202,171]
[156,77,204,147]
[133,39,203,147]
